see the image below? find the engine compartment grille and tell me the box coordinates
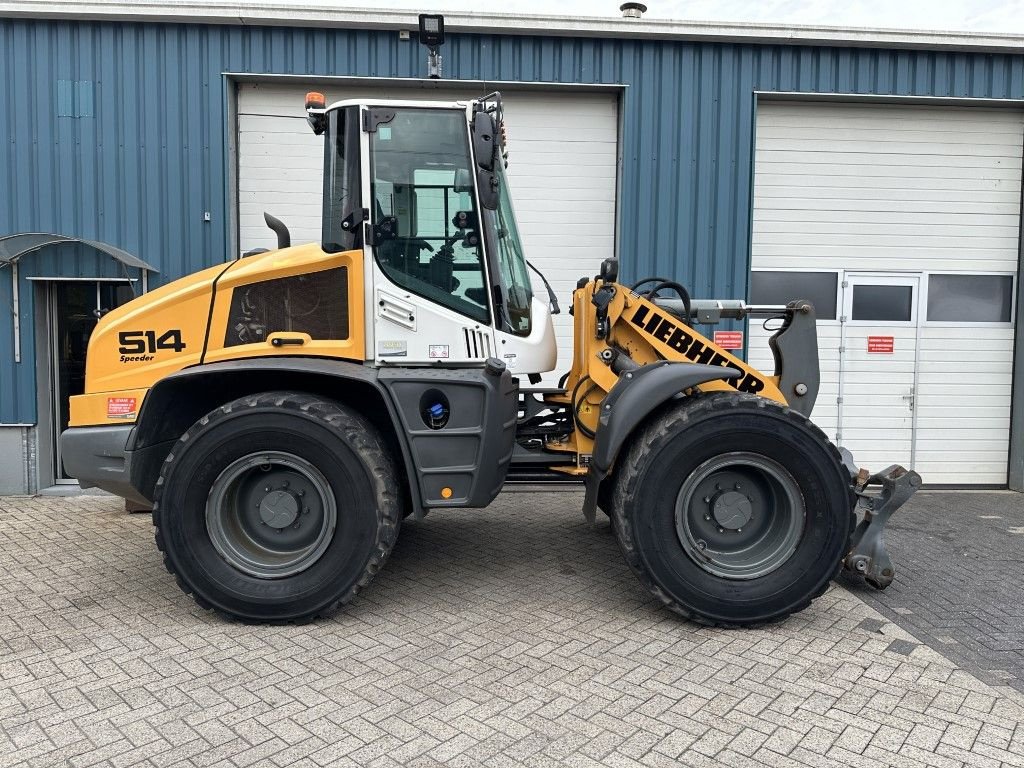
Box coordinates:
[224,267,349,347]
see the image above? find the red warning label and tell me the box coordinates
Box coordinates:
[867,336,894,354]
[713,330,744,350]
[107,397,137,419]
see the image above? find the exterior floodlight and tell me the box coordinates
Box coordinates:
[418,14,445,47]
[418,13,445,79]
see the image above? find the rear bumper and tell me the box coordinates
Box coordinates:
[59,425,151,505]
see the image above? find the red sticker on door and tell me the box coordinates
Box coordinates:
[713,330,744,350]
[107,397,137,419]
[867,336,894,353]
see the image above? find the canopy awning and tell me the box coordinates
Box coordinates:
[0,233,157,273]
[2,233,157,364]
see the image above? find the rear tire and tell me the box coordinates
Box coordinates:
[611,392,853,627]
[153,391,401,623]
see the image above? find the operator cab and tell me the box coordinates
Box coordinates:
[307,91,556,374]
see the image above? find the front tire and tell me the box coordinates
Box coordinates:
[612,392,854,627]
[153,391,401,622]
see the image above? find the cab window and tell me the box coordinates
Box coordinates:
[369,109,489,324]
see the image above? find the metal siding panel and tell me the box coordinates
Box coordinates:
[0,20,1023,425]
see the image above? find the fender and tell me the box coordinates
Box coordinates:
[582,361,741,522]
[127,357,423,514]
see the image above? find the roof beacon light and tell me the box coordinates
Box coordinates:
[418,13,445,79]
[305,91,327,135]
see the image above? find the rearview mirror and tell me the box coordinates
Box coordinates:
[472,112,497,172]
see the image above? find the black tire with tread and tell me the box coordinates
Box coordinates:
[611,392,854,627]
[152,391,401,623]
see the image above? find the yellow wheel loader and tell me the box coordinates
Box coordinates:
[60,92,919,625]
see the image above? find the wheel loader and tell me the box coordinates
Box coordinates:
[60,91,919,625]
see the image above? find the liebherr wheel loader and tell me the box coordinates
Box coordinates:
[60,92,920,625]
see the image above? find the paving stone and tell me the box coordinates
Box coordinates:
[0,492,1022,768]
[841,490,1024,694]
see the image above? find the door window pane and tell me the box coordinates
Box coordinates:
[370,109,489,324]
[851,284,913,322]
[750,271,838,319]
[927,274,1013,323]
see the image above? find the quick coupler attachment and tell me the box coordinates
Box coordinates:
[838,450,922,590]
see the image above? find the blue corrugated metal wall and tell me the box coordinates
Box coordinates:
[1,18,1023,423]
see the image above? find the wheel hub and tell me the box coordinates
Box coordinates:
[259,490,300,529]
[206,451,337,579]
[711,490,752,530]
[674,452,806,580]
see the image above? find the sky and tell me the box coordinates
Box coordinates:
[315,0,1024,34]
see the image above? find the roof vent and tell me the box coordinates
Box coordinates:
[619,2,647,18]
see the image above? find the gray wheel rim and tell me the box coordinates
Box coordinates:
[674,451,805,580]
[206,451,337,579]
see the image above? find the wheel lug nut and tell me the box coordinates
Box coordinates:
[264,486,271,493]
[703,496,711,503]
[737,528,742,533]
[282,481,289,488]
[298,490,305,497]
[304,507,310,514]
[734,483,741,490]
[718,527,724,533]
[704,515,711,521]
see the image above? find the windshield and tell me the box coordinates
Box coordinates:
[491,160,533,336]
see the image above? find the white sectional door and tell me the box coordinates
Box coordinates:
[750,100,1023,485]
[236,82,619,380]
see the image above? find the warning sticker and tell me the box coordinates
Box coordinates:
[428,344,450,359]
[107,397,137,419]
[867,336,895,354]
[713,330,744,350]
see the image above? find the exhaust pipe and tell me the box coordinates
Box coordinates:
[264,212,291,250]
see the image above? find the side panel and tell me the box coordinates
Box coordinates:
[378,365,518,508]
[204,243,364,365]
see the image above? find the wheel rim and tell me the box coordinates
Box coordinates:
[674,451,806,580]
[206,451,337,579]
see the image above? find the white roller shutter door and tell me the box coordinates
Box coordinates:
[749,101,1023,485]
[236,82,619,380]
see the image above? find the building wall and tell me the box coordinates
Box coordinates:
[1,18,1023,428]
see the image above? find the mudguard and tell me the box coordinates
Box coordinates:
[582,361,741,522]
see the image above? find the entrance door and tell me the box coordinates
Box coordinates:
[50,281,135,481]
[839,273,920,472]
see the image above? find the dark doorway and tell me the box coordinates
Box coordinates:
[49,281,135,481]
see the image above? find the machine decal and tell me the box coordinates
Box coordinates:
[629,305,765,394]
[117,330,187,362]
[106,397,138,420]
[428,344,450,359]
[377,340,408,358]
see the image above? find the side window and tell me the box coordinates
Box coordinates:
[370,109,489,324]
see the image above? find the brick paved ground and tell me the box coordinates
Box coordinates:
[1,491,1023,768]
[842,490,1024,695]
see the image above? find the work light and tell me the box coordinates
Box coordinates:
[418,14,445,47]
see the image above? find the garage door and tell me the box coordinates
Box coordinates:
[236,82,619,381]
[748,101,1023,485]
